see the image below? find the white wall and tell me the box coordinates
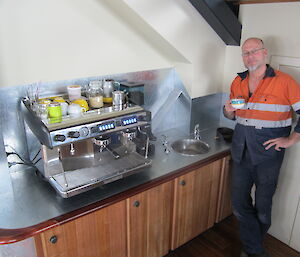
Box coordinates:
[223,2,300,92]
[0,0,174,87]
[124,0,226,97]
[0,0,226,98]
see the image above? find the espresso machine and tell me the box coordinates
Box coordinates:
[21,98,154,198]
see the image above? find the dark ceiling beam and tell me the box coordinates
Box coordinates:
[188,0,242,46]
[225,0,300,4]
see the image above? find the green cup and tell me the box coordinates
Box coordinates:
[48,102,62,118]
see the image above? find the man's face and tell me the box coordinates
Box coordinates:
[242,40,267,72]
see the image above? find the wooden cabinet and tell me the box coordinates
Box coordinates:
[126,181,173,257]
[34,200,127,257]
[171,159,222,250]
[34,155,232,257]
[216,155,232,222]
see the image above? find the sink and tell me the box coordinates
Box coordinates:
[171,139,210,156]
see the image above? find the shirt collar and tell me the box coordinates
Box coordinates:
[237,64,276,81]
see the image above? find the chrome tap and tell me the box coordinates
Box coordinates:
[70,143,75,156]
[194,124,201,140]
[161,134,171,154]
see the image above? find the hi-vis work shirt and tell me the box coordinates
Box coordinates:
[230,65,300,165]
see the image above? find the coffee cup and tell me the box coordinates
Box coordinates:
[60,102,68,116]
[53,96,65,103]
[48,102,62,118]
[68,103,85,117]
[53,97,68,116]
[48,102,62,123]
[39,98,52,105]
[67,85,81,101]
[72,98,89,112]
[37,103,48,120]
[231,98,245,109]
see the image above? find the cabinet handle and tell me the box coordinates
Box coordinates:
[133,200,140,207]
[49,235,58,244]
[180,180,186,186]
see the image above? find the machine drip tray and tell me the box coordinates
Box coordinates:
[49,151,151,198]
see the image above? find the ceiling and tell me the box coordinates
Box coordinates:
[225,0,300,4]
[189,0,299,46]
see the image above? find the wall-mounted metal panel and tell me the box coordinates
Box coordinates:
[188,0,242,46]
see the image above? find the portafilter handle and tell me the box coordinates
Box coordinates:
[93,136,111,151]
[122,129,137,141]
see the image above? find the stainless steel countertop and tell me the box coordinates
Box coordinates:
[0,127,230,231]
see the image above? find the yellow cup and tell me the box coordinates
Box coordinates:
[39,99,52,105]
[53,97,66,103]
[72,98,89,112]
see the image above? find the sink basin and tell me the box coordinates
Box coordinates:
[171,139,210,156]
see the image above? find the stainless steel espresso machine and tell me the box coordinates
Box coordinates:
[21,98,154,198]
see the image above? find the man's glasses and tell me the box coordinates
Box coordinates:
[242,48,265,57]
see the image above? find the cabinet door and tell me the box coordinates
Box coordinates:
[216,156,232,222]
[35,200,127,257]
[127,181,173,257]
[171,160,222,250]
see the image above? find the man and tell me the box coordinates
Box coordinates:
[224,37,300,257]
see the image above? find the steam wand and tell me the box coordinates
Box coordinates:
[58,148,68,188]
[138,126,149,159]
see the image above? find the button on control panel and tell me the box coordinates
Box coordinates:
[90,126,99,134]
[50,112,148,147]
[68,131,80,138]
[53,134,66,142]
[79,127,89,137]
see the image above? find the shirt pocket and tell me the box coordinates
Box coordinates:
[254,93,285,105]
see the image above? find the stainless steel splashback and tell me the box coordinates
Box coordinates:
[0,68,191,173]
[190,92,236,133]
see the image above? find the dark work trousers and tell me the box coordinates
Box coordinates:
[231,146,284,254]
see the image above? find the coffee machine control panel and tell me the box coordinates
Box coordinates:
[50,111,150,147]
[121,117,137,126]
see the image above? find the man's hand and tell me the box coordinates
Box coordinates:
[225,99,236,112]
[223,100,236,120]
[263,132,300,151]
[263,137,294,151]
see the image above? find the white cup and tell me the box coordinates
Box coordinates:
[231,98,245,109]
[60,102,69,116]
[67,103,84,117]
[67,85,81,101]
